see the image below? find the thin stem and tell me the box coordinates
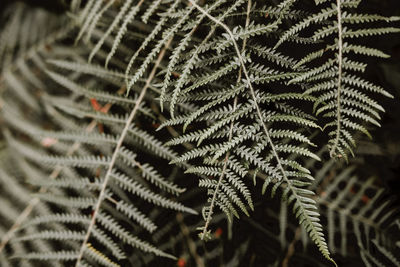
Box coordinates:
[187,0,287,198]
[330,0,343,158]
[177,213,205,267]
[74,38,172,266]
[282,227,302,267]
[187,3,335,264]
[200,0,251,238]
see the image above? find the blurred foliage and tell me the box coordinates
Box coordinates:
[0,0,399,266]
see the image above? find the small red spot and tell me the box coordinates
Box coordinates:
[90,98,102,111]
[99,105,109,113]
[95,167,101,178]
[151,123,160,129]
[172,72,181,78]
[265,12,269,18]
[215,227,223,238]
[349,186,356,194]
[98,123,104,133]
[361,195,370,204]
[320,191,327,198]
[177,258,186,267]
[90,210,95,218]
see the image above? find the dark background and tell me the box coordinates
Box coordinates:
[1,0,400,266]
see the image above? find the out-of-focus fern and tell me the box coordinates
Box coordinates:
[0,0,399,266]
[275,148,400,266]
[0,3,196,266]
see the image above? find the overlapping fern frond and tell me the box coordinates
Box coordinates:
[276,0,400,159]
[0,0,399,266]
[277,147,400,266]
[0,3,197,265]
[152,0,336,262]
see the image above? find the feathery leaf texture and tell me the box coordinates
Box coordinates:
[0,0,399,266]
[276,0,398,159]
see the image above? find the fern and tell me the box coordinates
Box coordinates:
[277,147,400,266]
[0,1,399,266]
[276,0,399,158]
[156,0,336,262]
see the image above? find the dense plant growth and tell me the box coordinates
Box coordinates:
[0,0,399,266]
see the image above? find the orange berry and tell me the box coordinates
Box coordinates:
[177,258,186,267]
[215,227,223,238]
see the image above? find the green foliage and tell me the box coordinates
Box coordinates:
[0,0,399,266]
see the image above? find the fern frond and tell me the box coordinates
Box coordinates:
[277,0,398,158]
[12,251,79,261]
[1,1,399,266]
[161,0,334,262]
